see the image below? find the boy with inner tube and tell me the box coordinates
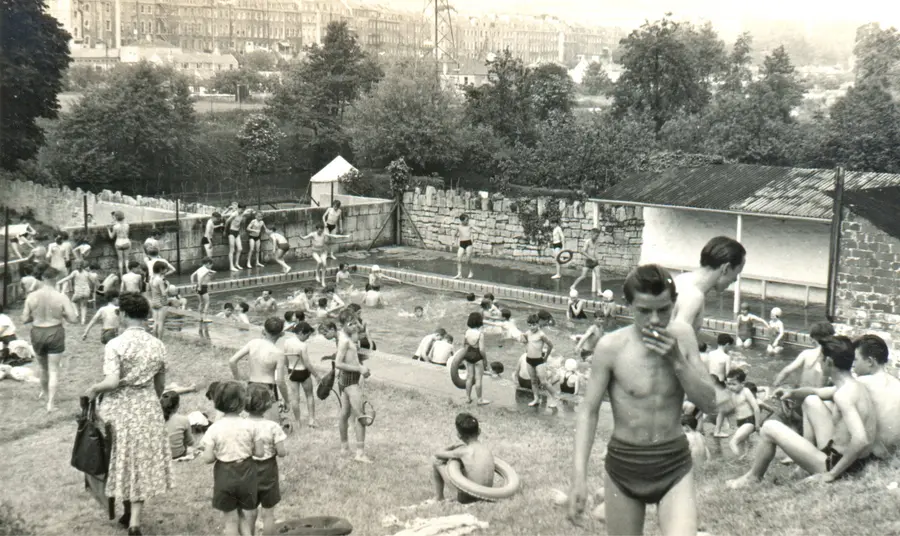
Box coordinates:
[335,315,373,464]
[568,264,732,536]
[431,413,494,504]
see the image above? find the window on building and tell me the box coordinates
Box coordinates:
[106,19,110,30]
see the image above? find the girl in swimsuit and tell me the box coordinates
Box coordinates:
[766,307,785,356]
[521,314,554,407]
[108,211,131,275]
[567,289,587,320]
[735,302,769,349]
[246,212,268,269]
[149,260,170,340]
[451,312,490,405]
[56,260,94,324]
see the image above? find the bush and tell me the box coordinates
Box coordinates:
[0,501,34,536]
[409,175,445,191]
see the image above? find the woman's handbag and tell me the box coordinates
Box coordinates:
[71,396,110,477]
[317,361,336,400]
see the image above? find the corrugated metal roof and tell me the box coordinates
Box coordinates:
[595,164,900,221]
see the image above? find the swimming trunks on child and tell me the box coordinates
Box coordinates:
[278,242,290,252]
[338,370,361,392]
[228,230,240,238]
[584,258,598,270]
[212,458,258,512]
[198,285,209,296]
[326,224,336,232]
[101,329,118,344]
[560,372,576,394]
[289,368,311,383]
[256,457,281,508]
[736,416,757,429]
[201,237,211,246]
[525,357,545,368]
[517,376,532,389]
[552,242,563,249]
[604,434,693,505]
[31,325,66,356]
[822,440,875,477]
[459,240,473,249]
[249,381,280,401]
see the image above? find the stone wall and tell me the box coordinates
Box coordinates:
[58,200,395,277]
[400,188,643,275]
[0,177,217,229]
[834,208,900,355]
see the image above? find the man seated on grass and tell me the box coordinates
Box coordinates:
[431,413,494,504]
[852,334,900,457]
[727,336,876,488]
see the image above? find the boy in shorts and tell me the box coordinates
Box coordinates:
[453,214,480,280]
[269,226,291,273]
[120,261,144,294]
[723,369,761,456]
[191,258,216,340]
[322,200,343,260]
[301,224,351,286]
[431,413,495,504]
[335,319,373,463]
[550,218,565,279]
[82,290,121,344]
[570,227,602,295]
[203,212,223,258]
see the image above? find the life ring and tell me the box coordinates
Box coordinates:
[273,516,352,535]
[555,249,575,265]
[448,351,468,390]
[446,457,521,501]
[358,400,376,427]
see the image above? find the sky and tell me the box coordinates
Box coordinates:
[395,0,900,32]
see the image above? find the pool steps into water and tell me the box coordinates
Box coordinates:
[173,265,814,348]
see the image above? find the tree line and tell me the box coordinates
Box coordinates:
[3,3,900,198]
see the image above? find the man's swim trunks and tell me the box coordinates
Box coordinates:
[584,258,598,270]
[822,440,875,478]
[459,240,473,249]
[31,325,66,356]
[604,434,693,505]
[249,381,280,401]
[326,224,336,232]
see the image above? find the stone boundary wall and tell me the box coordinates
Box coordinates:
[0,177,218,229]
[834,208,900,356]
[59,200,395,277]
[400,188,643,276]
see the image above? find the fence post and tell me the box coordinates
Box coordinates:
[3,208,9,309]
[175,199,182,276]
[83,195,89,236]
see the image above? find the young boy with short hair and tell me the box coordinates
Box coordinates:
[83,290,121,344]
[550,218,564,280]
[429,333,454,365]
[574,310,605,361]
[363,284,384,308]
[723,369,761,456]
[431,413,495,504]
[453,214,480,280]
[708,334,734,384]
[268,226,291,273]
[217,303,236,322]
[192,258,216,340]
[255,290,277,313]
[290,287,316,314]
[414,328,447,361]
[120,261,144,294]
[237,303,251,325]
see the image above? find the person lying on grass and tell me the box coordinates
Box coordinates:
[431,413,495,504]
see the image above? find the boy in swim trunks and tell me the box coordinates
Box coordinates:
[453,214,480,280]
[255,291,278,313]
[191,258,216,341]
[335,318,373,463]
[120,261,144,294]
[301,224,351,287]
[550,218,565,280]
[225,206,251,272]
[574,310,605,361]
[521,313,554,407]
[246,212,268,269]
[269,227,291,273]
[431,413,495,504]
[721,369,761,456]
[202,212,223,259]
[569,264,730,535]
[570,227,602,295]
[229,317,292,423]
[429,333,454,365]
[82,290,121,344]
[323,200,343,260]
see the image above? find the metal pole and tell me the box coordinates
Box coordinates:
[395,193,402,244]
[3,208,9,309]
[83,195,89,236]
[330,181,334,208]
[175,199,182,276]
[733,214,742,316]
[826,167,845,321]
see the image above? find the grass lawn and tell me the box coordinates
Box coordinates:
[2,314,900,535]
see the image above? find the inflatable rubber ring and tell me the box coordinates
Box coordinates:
[555,250,575,265]
[274,516,353,535]
[448,351,468,390]
[446,457,521,501]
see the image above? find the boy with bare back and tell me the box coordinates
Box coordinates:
[269,227,291,273]
[203,212,223,259]
[323,200,343,260]
[673,237,746,334]
[570,227,602,295]
[120,261,144,294]
[569,264,729,536]
[431,413,494,504]
[228,317,292,424]
[191,258,216,341]
[82,290,120,344]
[335,318,373,463]
[301,224,351,287]
[453,214,479,280]
[727,336,876,488]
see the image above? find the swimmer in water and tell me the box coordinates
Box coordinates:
[735,302,769,349]
[766,307,785,356]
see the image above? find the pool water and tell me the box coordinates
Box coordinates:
[198,274,802,389]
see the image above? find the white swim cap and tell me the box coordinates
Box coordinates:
[565,358,578,372]
[602,289,614,300]
[569,289,579,298]
[771,307,782,317]
[371,265,381,271]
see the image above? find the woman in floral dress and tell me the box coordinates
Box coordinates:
[87,293,172,536]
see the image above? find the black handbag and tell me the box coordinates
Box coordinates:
[71,396,110,477]
[317,361,336,400]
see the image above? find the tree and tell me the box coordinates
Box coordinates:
[612,15,711,134]
[237,114,282,182]
[0,0,72,170]
[64,64,109,91]
[209,67,266,94]
[853,23,900,88]
[525,63,575,121]
[463,49,535,145]
[823,82,900,173]
[758,46,805,122]
[44,62,197,193]
[682,21,727,94]
[239,50,278,72]
[347,64,467,173]
[581,62,614,96]
[721,32,754,94]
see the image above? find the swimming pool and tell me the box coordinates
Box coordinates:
[184,271,802,389]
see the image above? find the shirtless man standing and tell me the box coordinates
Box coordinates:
[569,227,602,295]
[568,265,727,535]
[852,334,900,457]
[672,236,746,333]
[22,265,79,412]
[335,318,373,463]
[228,317,291,423]
[727,335,876,487]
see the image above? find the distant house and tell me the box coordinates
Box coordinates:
[445,59,490,89]
[67,43,238,80]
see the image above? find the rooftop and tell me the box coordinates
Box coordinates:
[594,164,900,222]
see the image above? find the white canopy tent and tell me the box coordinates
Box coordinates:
[309,156,356,207]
